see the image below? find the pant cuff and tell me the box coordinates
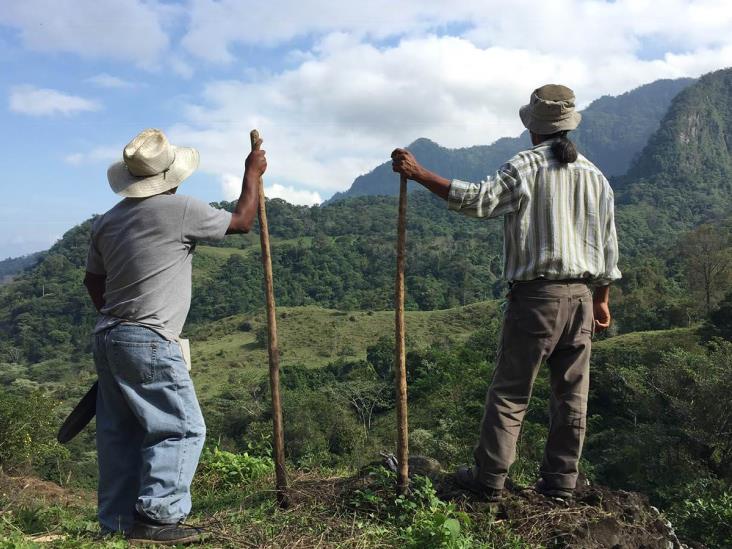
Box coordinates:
[539,471,577,490]
[473,466,506,490]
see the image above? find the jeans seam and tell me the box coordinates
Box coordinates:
[171,344,189,509]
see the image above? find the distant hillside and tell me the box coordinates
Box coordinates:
[327,78,694,203]
[619,68,732,218]
[0,252,42,284]
[616,68,732,254]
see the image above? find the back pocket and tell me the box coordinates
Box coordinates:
[508,296,559,338]
[110,340,158,384]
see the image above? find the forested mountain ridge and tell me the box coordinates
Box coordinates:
[327,77,694,203]
[2,70,732,548]
[0,71,729,365]
[617,68,732,223]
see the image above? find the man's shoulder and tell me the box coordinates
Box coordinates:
[573,153,608,180]
[506,146,549,173]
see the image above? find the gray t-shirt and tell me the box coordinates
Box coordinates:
[86,194,231,340]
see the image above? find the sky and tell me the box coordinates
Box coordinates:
[1,0,732,259]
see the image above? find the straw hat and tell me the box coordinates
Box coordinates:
[519,84,582,135]
[107,128,199,198]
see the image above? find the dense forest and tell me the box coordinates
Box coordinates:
[2,69,732,547]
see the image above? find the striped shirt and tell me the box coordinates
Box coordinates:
[447,140,621,286]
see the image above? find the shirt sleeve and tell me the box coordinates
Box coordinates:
[181,196,232,243]
[85,221,105,275]
[594,187,622,286]
[447,162,524,218]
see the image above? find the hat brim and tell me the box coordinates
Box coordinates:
[519,104,582,134]
[107,146,199,198]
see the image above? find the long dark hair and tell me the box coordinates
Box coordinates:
[546,130,578,164]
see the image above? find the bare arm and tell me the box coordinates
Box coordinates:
[391,148,451,200]
[83,272,106,312]
[227,140,267,234]
[593,285,611,332]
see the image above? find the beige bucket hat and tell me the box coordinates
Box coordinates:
[107,128,199,198]
[519,84,582,135]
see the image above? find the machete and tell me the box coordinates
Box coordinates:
[57,381,97,444]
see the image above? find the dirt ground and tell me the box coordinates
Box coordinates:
[0,467,703,548]
[0,472,92,508]
[436,472,694,549]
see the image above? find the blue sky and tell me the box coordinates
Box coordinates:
[1,0,731,259]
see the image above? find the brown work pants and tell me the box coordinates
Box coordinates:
[474,280,593,490]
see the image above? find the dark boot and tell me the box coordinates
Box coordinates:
[454,466,503,502]
[535,478,574,500]
[127,513,207,546]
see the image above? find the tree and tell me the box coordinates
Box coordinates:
[680,223,732,315]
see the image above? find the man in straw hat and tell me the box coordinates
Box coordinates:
[392,84,621,501]
[84,128,265,543]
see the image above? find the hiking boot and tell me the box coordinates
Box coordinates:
[127,513,208,546]
[454,466,503,502]
[535,478,574,500]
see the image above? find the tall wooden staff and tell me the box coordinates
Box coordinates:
[394,174,410,495]
[251,129,289,508]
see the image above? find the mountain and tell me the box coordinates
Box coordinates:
[3,70,732,548]
[0,252,42,285]
[618,68,732,222]
[327,77,694,203]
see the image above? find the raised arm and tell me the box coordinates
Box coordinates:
[391,148,524,218]
[227,139,267,234]
[391,148,451,200]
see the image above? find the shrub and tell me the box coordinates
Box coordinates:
[672,492,732,547]
[0,388,69,476]
[350,467,474,548]
[196,447,273,490]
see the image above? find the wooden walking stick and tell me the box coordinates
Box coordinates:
[394,174,410,495]
[251,129,290,508]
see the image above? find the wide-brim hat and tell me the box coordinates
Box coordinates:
[107,128,199,198]
[519,84,582,135]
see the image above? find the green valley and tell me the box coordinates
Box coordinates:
[2,68,732,547]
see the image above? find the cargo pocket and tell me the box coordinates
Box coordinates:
[110,340,158,384]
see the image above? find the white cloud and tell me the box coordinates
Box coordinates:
[168,27,732,200]
[179,0,732,65]
[86,73,136,89]
[266,183,322,205]
[64,146,119,166]
[220,174,322,205]
[4,0,732,205]
[9,86,101,117]
[0,0,171,67]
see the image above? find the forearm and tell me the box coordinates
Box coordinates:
[412,168,452,201]
[227,173,259,234]
[593,284,610,304]
[83,274,106,312]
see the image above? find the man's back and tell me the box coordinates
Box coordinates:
[87,193,229,339]
[448,141,621,286]
[504,143,619,284]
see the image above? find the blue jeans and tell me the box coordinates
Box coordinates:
[93,324,206,533]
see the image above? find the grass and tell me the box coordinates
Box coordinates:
[0,466,531,548]
[593,325,700,351]
[187,301,499,398]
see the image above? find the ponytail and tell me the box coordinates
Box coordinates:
[549,130,578,164]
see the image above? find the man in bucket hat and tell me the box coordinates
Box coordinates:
[84,128,265,543]
[392,84,621,501]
